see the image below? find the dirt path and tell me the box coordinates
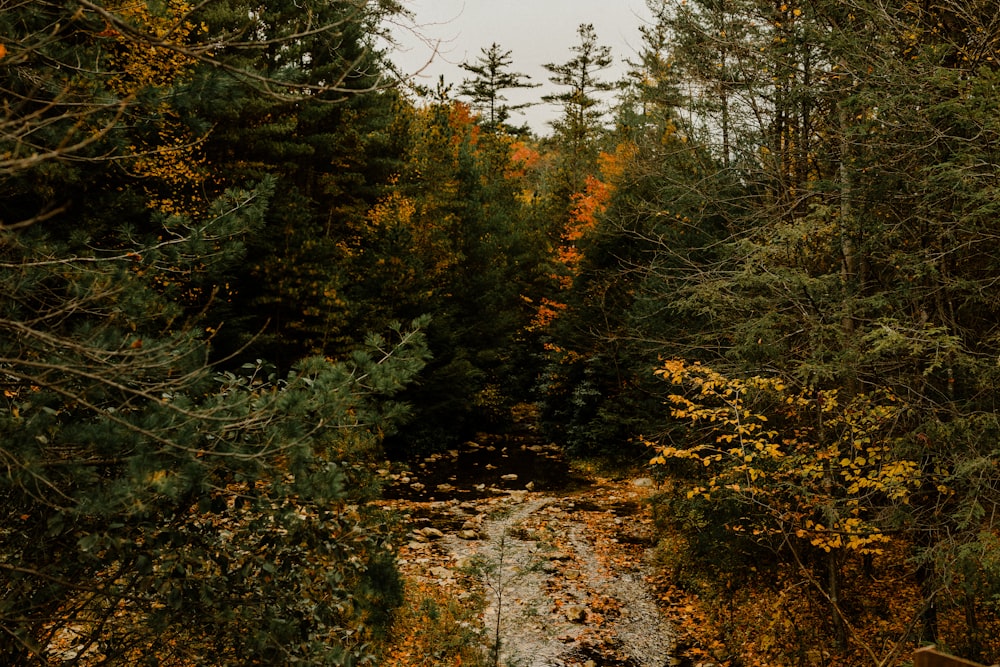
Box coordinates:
[379,436,674,667]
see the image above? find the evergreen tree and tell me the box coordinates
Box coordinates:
[542,24,615,198]
[0,1,426,663]
[535,10,734,459]
[193,0,405,366]
[636,0,1000,657]
[458,43,538,135]
[355,93,543,452]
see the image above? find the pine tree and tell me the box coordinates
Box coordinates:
[193,0,405,366]
[458,43,538,134]
[542,24,616,198]
[0,1,427,663]
[636,0,1000,657]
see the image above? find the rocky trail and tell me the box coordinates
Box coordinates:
[376,430,675,667]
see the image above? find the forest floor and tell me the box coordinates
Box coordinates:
[376,429,676,667]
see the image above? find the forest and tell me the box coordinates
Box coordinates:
[3,0,1000,665]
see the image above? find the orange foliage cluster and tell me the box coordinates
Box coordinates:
[555,174,611,281]
[367,187,418,234]
[648,359,919,555]
[103,0,202,91]
[528,297,568,331]
[534,142,637,332]
[506,141,542,180]
[532,168,613,331]
[448,102,480,150]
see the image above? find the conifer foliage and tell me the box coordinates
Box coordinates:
[525,0,1000,661]
[0,1,426,664]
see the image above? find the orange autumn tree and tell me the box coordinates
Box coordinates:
[530,142,636,333]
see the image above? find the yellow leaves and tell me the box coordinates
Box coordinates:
[367,189,417,231]
[597,141,638,183]
[104,0,200,95]
[655,358,690,384]
[653,359,924,555]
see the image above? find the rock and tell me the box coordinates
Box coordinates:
[806,650,828,666]
[457,530,479,540]
[565,605,588,623]
[563,569,580,581]
[632,477,656,488]
[501,473,518,481]
[525,481,535,491]
[419,527,445,540]
[409,482,425,492]
[461,519,477,530]
[435,483,455,493]
[429,566,453,580]
[584,661,597,667]
[547,551,572,561]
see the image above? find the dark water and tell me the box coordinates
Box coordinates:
[382,433,592,502]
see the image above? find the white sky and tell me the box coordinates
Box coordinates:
[388,0,654,135]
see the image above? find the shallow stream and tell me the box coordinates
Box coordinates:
[382,432,593,502]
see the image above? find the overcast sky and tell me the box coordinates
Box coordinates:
[388,1,654,135]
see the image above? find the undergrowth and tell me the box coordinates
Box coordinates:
[375,573,489,666]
